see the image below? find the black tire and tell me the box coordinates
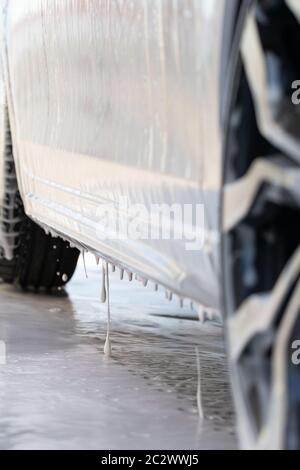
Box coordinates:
[0,216,79,290]
[0,257,16,284]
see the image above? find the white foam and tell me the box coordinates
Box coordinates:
[103,262,112,357]
[100,261,107,303]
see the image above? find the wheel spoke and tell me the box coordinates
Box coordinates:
[236,279,300,450]
[257,280,300,449]
[287,0,300,23]
[224,157,300,232]
[241,10,300,163]
[228,247,300,362]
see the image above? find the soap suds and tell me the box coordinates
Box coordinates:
[101,261,107,303]
[82,252,88,278]
[103,262,112,357]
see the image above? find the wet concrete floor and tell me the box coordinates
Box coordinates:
[0,256,237,449]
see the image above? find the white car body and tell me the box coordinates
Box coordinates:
[1,0,226,310]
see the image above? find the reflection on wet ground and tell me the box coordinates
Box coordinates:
[0,256,237,449]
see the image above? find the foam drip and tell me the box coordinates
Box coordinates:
[82,252,88,278]
[103,262,112,357]
[101,260,107,303]
[196,347,204,420]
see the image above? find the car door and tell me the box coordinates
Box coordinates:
[4,0,225,308]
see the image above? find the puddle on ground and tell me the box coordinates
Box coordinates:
[71,257,235,432]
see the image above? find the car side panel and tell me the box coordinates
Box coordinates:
[4,0,225,308]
